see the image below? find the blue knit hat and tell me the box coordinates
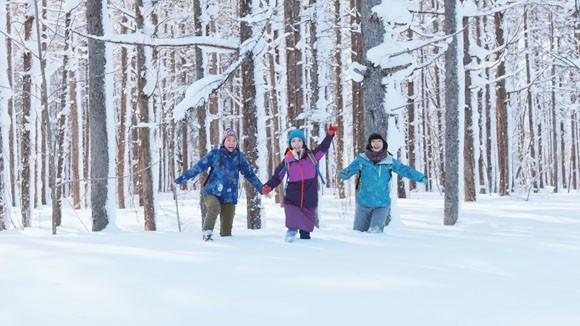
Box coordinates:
[288,129,306,146]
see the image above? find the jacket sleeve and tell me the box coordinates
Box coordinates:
[264,161,286,189]
[338,156,361,180]
[313,134,334,161]
[176,149,216,182]
[239,152,264,193]
[392,158,426,182]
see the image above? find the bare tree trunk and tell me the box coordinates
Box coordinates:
[117,18,129,209]
[549,11,559,193]
[20,12,34,228]
[335,0,346,199]
[284,0,304,126]
[443,0,463,225]
[308,0,320,141]
[266,39,284,205]
[0,0,8,230]
[432,0,444,181]
[361,0,387,135]
[571,110,578,189]
[5,0,16,208]
[193,0,209,221]
[494,11,509,196]
[240,0,262,229]
[523,8,538,192]
[87,0,109,231]
[70,67,81,209]
[135,0,156,231]
[351,0,364,153]
[463,15,476,202]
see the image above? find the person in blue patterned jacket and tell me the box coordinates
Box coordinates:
[339,133,427,233]
[175,128,264,241]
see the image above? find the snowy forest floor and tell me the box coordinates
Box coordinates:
[2,189,580,325]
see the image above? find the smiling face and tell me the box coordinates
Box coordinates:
[290,137,304,150]
[223,136,238,152]
[370,139,384,152]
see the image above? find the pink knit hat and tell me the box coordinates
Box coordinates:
[222,128,237,144]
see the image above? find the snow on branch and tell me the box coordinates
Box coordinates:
[172,8,274,122]
[73,30,240,51]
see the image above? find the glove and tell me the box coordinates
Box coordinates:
[338,170,349,180]
[327,125,338,136]
[175,175,188,184]
[419,176,428,184]
[262,185,272,195]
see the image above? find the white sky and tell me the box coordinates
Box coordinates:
[2,189,579,325]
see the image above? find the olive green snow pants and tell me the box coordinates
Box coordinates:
[203,195,236,236]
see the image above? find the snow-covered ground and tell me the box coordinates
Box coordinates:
[2,189,579,325]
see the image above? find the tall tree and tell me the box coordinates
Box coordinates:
[361,0,388,135]
[463,14,476,201]
[193,0,209,222]
[443,0,464,225]
[20,6,34,228]
[494,10,509,196]
[87,0,109,231]
[351,0,364,153]
[284,0,304,126]
[335,0,346,199]
[0,0,10,230]
[135,0,156,230]
[240,0,262,229]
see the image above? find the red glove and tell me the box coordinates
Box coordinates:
[327,125,338,136]
[262,185,271,195]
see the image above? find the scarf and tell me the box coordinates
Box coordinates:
[365,149,387,163]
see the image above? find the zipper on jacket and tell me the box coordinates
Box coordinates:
[299,160,305,208]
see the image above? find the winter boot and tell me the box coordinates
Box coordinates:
[202,230,214,241]
[285,228,298,243]
[299,230,311,239]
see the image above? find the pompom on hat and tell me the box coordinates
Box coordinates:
[288,129,306,146]
[222,128,237,144]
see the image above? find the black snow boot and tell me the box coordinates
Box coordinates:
[299,230,311,239]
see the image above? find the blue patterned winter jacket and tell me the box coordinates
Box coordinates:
[339,153,426,208]
[177,147,263,204]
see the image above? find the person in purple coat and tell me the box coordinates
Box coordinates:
[262,125,337,242]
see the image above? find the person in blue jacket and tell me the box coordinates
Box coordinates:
[175,128,264,241]
[339,133,427,233]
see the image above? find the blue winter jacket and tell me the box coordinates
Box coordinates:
[176,147,263,204]
[339,153,426,208]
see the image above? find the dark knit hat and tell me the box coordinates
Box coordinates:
[222,128,237,144]
[366,133,388,151]
[288,129,306,146]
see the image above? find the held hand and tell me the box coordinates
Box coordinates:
[175,175,188,184]
[338,170,348,180]
[327,125,338,136]
[419,176,428,184]
[262,185,272,195]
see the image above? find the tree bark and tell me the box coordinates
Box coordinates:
[443,0,462,225]
[463,15,476,202]
[361,0,388,136]
[87,0,109,231]
[240,0,262,229]
[351,0,364,154]
[135,0,156,230]
[494,11,509,196]
[284,0,304,126]
[20,12,34,228]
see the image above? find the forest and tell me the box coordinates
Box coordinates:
[0,0,578,232]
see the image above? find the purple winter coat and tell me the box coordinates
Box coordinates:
[265,134,334,208]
